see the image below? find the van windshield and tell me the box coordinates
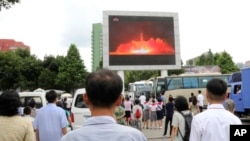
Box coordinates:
[75,94,88,108]
[20,96,43,108]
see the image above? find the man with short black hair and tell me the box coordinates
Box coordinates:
[190,78,242,141]
[60,68,147,141]
[34,90,68,141]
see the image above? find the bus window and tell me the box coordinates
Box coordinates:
[198,77,212,88]
[214,76,230,84]
[156,81,165,94]
[167,78,182,90]
[183,77,198,88]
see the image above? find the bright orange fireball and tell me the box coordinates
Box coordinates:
[110,33,175,55]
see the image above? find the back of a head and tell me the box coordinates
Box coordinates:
[0,90,20,116]
[85,68,123,108]
[191,93,194,96]
[168,96,174,102]
[224,99,235,112]
[23,106,31,115]
[134,99,140,105]
[157,98,162,102]
[206,78,227,101]
[29,99,36,108]
[46,90,57,103]
[175,96,189,112]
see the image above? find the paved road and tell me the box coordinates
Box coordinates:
[138,117,171,141]
[142,127,171,141]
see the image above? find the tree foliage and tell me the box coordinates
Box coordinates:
[0,0,19,11]
[0,51,21,90]
[19,55,43,90]
[195,49,239,74]
[0,44,89,92]
[56,44,88,93]
[215,51,239,74]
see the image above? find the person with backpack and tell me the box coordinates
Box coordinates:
[132,99,143,130]
[190,78,242,141]
[171,96,192,141]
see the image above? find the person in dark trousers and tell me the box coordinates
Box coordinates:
[163,96,174,137]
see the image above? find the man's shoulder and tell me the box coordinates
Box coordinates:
[60,124,146,141]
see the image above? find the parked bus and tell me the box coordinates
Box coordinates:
[127,80,153,99]
[150,73,231,106]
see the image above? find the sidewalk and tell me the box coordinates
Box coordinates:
[142,127,170,139]
[140,117,172,139]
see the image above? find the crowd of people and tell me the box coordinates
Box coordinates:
[0,68,243,141]
[115,92,165,131]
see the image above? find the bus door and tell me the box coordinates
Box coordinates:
[230,83,244,112]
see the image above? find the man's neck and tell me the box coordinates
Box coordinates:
[90,106,116,118]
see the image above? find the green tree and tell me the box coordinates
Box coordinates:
[15,48,30,58]
[206,49,214,65]
[20,55,43,90]
[215,51,239,74]
[38,68,57,90]
[196,54,206,66]
[56,44,88,93]
[0,0,19,11]
[37,55,65,89]
[0,51,21,90]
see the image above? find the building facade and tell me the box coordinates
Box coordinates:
[91,23,103,72]
[0,39,30,52]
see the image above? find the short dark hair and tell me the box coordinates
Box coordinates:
[29,99,36,108]
[174,96,189,112]
[23,106,31,115]
[85,68,123,108]
[45,90,57,103]
[168,96,174,102]
[134,99,140,105]
[0,90,21,116]
[206,78,227,100]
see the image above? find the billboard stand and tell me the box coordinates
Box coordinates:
[117,70,125,94]
[161,70,168,77]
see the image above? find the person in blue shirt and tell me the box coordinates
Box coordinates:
[60,68,147,141]
[34,90,68,141]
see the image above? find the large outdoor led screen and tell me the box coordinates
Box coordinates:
[103,11,181,70]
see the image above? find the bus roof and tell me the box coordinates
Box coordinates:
[148,73,229,80]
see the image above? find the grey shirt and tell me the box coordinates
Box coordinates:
[60,116,147,141]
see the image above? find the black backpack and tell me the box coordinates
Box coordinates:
[178,111,193,141]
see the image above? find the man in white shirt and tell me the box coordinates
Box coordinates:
[197,90,204,112]
[139,92,146,105]
[190,78,242,141]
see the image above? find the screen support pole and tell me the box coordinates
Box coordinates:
[117,70,125,95]
[161,70,168,77]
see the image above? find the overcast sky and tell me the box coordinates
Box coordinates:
[0,0,250,72]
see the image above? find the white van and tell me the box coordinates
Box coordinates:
[71,88,91,130]
[19,91,47,115]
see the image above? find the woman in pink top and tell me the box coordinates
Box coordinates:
[124,96,132,125]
